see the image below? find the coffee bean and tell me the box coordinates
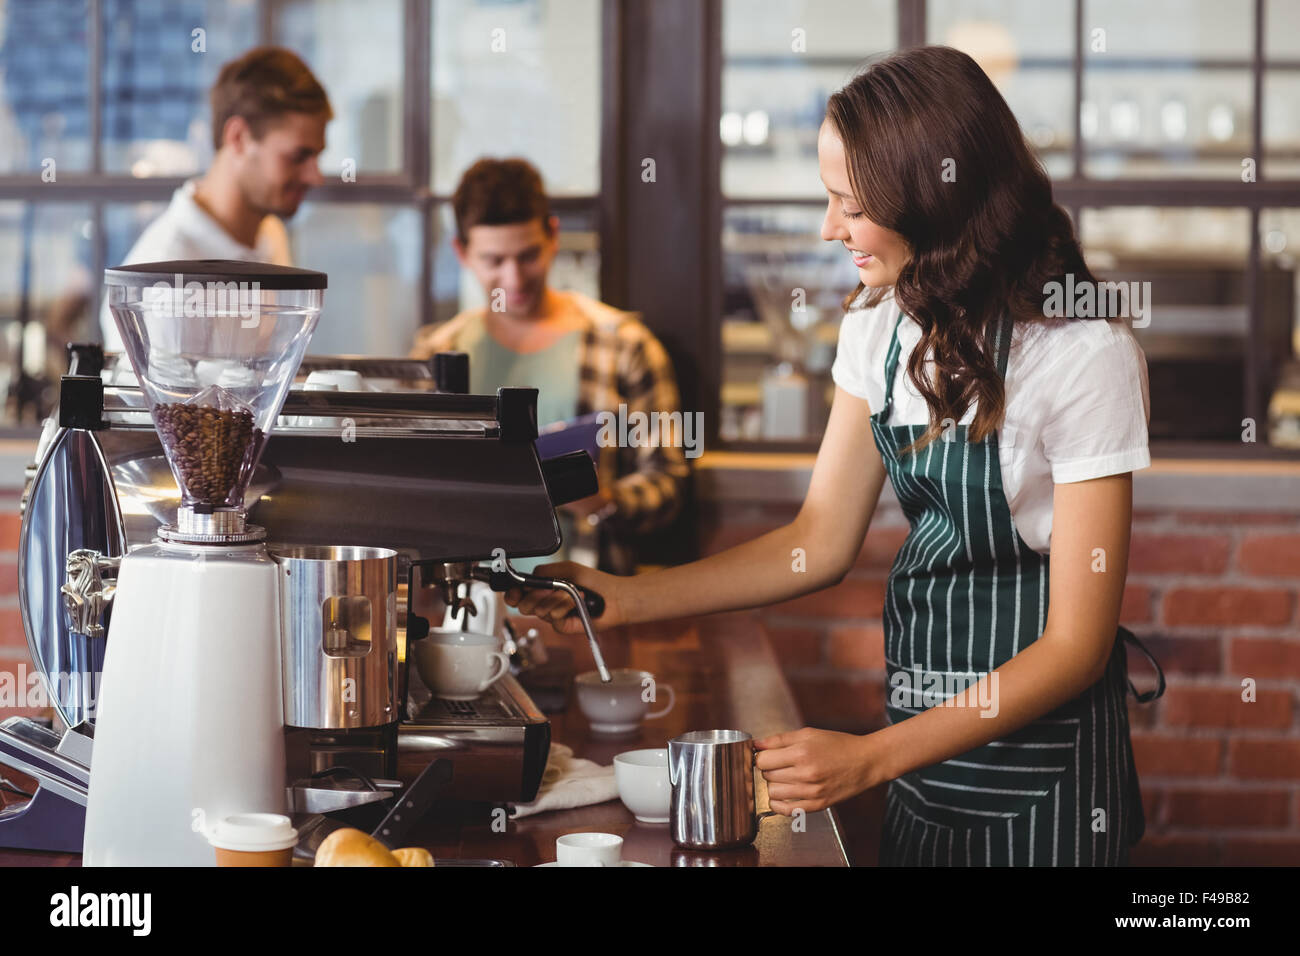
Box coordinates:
[154,402,263,507]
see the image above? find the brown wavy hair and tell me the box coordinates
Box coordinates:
[826,45,1098,455]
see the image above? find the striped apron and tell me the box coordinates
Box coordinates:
[870,310,1165,866]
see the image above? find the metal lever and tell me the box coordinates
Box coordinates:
[486,558,611,683]
[61,549,120,638]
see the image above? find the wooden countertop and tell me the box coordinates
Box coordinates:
[0,613,850,868]
[403,612,850,867]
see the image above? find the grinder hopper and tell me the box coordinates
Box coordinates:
[104,259,325,538]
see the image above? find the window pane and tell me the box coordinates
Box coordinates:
[720,204,859,441]
[429,203,600,326]
[1260,209,1300,449]
[104,200,167,269]
[285,202,421,354]
[721,0,895,199]
[1263,72,1300,178]
[431,0,600,197]
[0,202,96,424]
[275,0,404,174]
[1082,0,1254,178]
[1265,0,1300,59]
[1081,207,1251,441]
[100,0,257,176]
[0,0,91,173]
[927,0,1075,178]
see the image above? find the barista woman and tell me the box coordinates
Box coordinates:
[509,45,1166,867]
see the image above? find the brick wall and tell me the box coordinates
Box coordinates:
[697,498,1300,866]
[0,493,44,720]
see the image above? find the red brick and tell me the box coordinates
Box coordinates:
[1129,534,1231,575]
[789,675,885,732]
[1239,533,1300,578]
[828,624,886,671]
[0,561,17,598]
[0,513,19,553]
[1118,585,1154,625]
[1127,699,1159,728]
[1159,685,1292,729]
[1163,588,1292,627]
[1230,638,1300,681]
[1130,835,1218,866]
[771,578,886,619]
[764,625,825,670]
[0,704,48,719]
[1228,739,1300,780]
[1162,788,1290,827]
[0,608,25,649]
[854,525,909,569]
[1172,511,1298,526]
[1131,733,1222,777]
[1132,634,1220,676]
[1221,839,1300,865]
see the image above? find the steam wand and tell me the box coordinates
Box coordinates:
[431,559,611,683]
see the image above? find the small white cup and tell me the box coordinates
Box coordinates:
[614,748,671,824]
[411,628,510,700]
[574,668,675,735]
[556,832,623,867]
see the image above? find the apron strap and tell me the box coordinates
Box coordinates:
[1118,627,1166,703]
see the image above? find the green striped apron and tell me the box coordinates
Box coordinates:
[870,309,1165,866]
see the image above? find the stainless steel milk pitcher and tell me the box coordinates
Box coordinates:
[668,729,777,850]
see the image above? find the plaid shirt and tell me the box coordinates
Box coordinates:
[411,292,689,565]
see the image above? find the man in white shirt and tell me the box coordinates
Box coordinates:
[100,46,332,352]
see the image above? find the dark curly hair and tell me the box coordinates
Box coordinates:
[452,157,554,245]
[826,45,1099,455]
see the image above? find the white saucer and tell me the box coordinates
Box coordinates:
[534,860,654,867]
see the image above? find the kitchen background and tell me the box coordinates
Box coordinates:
[1,0,1298,864]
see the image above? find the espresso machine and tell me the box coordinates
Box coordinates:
[0,259,609,864]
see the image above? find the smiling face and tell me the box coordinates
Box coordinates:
[230,111,328,219]
[454,216,559,319]
[817,119,910,287]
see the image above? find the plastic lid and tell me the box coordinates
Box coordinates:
[206,813,300,852]
[104,259,327,290]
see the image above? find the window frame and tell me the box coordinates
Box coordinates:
[0,0,614,434]
[712,0,1300,459]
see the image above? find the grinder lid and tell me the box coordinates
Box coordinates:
[104,259,327,290]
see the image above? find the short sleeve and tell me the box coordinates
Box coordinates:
[831,306,882,405]
[1041,327,1151,483]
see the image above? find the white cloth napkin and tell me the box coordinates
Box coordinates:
[507,743,618,819]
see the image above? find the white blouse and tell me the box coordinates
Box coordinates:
[831,292,1151,555]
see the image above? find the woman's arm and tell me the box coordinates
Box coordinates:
[508,386,889,630]
[758,472,1134,811]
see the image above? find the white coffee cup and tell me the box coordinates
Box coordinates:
[574,668,675,735]
[556,832,623,867]
[411,628,510,700]
[614,748,671,824]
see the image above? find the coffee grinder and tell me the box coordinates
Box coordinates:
[81,260,324,866]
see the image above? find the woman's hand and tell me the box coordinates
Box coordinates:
[754,727,885,814]
[502,561,630,634]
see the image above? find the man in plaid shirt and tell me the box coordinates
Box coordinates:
[412,158,689,574]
